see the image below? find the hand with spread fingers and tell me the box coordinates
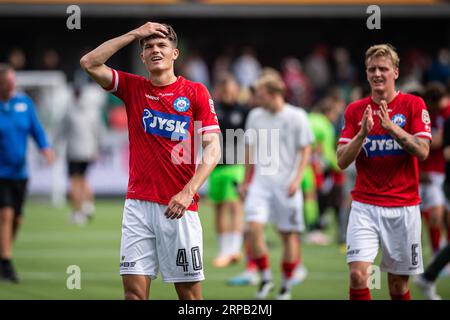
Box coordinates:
[131,22,169,41]
[377,100,394,132]
[359,104,374,138]
[164,188,194,219]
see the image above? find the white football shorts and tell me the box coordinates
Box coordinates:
[119,199,204,283]
[346,200,423,275]
[419,173,445,210]
[244,182,305,233]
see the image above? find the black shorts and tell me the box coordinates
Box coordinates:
[68,161,91,177]
[0,179,28,217]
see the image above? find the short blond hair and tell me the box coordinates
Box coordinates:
[365,44,400,68]
[255,73,286,96]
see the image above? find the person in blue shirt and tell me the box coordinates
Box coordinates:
[0,64,54,283]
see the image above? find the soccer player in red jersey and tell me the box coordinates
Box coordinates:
[80,22,221,300]
[337,44,432,300]
[418,83,450,255]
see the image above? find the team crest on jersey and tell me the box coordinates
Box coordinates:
[142,108,190,141]
[362,135,405,157]
[422,110,431,125]
[391,114,406,128]
[14,103,27,112]
[173,97,190,112]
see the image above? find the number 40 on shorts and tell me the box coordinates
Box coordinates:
[176,246,202,272]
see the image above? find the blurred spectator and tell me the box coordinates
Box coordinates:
[332,47,357,102]
[182,51,210,88]
[54,83,106,225]
[401,48,428,86]
[213,50,233,86]
[333,47,356,86]
[40,49,60,70]
[425,49,450,85]
[401,81,425,98]
[232,47,261,88]
[7,48,26,70]
[304,44,331,100]
[281,57,313,108]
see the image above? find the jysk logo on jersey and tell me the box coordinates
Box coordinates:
[142,108,190,141]
[391,114,406,128]
[173,97,190,112]
[362,135,405,157]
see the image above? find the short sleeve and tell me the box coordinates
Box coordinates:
[338,104,356,145]
[102,69,143,107]
[194,83,220,135]
[411,97,432,141]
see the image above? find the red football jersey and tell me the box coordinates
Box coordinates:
[419,105,450,174]
[105,69,220,211]
[338,92,432,207]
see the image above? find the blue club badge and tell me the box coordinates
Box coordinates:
[173,97,190,112]
[391,114,406,128]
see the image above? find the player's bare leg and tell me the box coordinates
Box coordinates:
[70,176,86,224]
[226,229,260,286]
[12,216,22,239]
[0,207,19,282]
[213,202,230,267]
[229,200,244,261]
[248,221,273,298]
[122,275,151,300]
[70,176,83,212]
[174,281,202,300]
[0,207,14,259]
[388,273,410,300]
[81,177,95,219]
[248,221,267,260]
[348,261,372,300]
[214,201,243,267]
[427,205,444,254]
[280,231,299,262]
[277,231,300,299]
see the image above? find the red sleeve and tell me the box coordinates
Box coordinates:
[102,69,144,107]
[338,104,356,145]
[194,83,220,135]
[411,97,432,141]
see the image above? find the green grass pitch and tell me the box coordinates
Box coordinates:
[0,198,449,300]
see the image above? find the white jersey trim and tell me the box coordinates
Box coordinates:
[338,137,352,144]
[414,132,432,139]
[108,69,119,93]
[197,125,220,134]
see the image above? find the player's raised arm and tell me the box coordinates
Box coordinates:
[337,105,374,170]
[80,22,169,88]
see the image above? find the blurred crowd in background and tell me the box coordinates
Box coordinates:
[4,43,450,239]
[5,44,450,130]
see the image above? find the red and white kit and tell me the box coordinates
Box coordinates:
[105,69,220,281]
[339,92,431,274]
